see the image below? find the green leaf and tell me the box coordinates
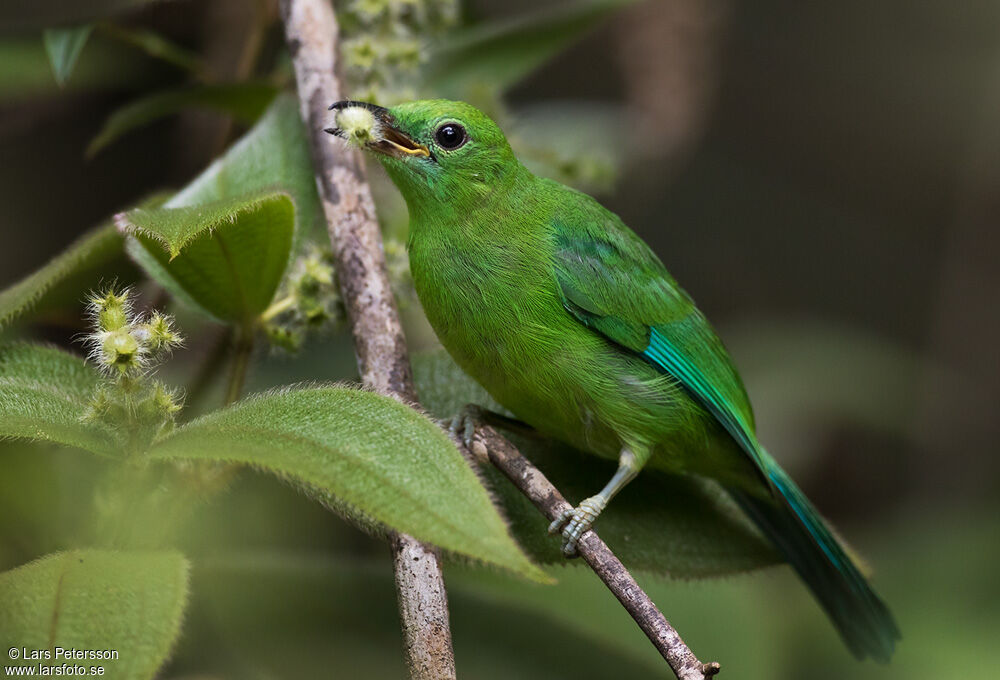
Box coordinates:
[118,191,294,324]
[118,95,322,324]
[424,0,638,97]
[146,385,547,581]
[167,94,322,239]
[0,222,121,331]
[0,192,163,331]
[413,350,780,578]
[0,549,189,680]
[0,343,117,456]
[42,25,93,86]
[2,1,160,31]
[0,36,160,101]
[88,82,278,156]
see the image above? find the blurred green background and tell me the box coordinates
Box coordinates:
[2,0,998,678]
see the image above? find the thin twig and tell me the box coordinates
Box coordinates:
[467,423,721,680]
[278,1,456,678]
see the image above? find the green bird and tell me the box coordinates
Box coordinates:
[326,99,900,661]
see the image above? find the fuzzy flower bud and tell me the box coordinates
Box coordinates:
[334,104,380,148]
[142,312,183,353]
[384,38,421,70]
[83,385,113,422]
[101,328,142,374]
[151,382,183,416]
[88,290,130,332]
[83,288,183,380]
[342,0,457,107]
[265,324,304,353]
[261,244,343,353]
[79,287,186,454]
[343,37,379,73]
[293,248,336,297]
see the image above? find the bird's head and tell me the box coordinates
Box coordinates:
[325,99,520,216]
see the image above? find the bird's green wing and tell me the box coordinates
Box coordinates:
[551,200,900,662]
[551,210,763,471]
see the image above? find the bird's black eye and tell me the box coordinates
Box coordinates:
[434,123,466,150]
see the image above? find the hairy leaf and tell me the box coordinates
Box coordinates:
[147,386,547,581]
[0,549,189,680]
[0,222,121,330]
[167,94,322,240]
[118,95,322,324]
[89,82,278,156]
[424,0,637,97]
[43,25,93,86]
[0,192,165,331]
[118,191,294,324]
[0,343,117,456]
[413,350,780,578]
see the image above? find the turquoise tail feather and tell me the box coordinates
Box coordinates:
[637,322,899,659]
[731,454,900,662]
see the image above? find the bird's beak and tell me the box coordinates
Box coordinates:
[325,100,431,159]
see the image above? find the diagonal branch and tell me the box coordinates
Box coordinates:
[466,422,721,680]
[278,1,455,678]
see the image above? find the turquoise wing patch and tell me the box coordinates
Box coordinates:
[642,327,766,472]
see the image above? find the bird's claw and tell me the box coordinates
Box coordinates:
[443,405,492,464]
[548,496,607,556]
[446,404,483,450]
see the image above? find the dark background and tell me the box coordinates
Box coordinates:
[1,1,998,677]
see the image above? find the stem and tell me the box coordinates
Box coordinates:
[225,325,254,406]
[467,422,720,680]
[278,2,456,678]
[259,294,297,323]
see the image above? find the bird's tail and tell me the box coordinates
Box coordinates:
[730,453,900,662]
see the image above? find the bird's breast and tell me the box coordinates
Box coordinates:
[408,236,624,457]
[411,242,560,362]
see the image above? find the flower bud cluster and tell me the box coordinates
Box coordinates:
[85,290,182,377]
[82,288,184,446]
[341,0,458,105]
[263,245,344,352]
[262,237,416,352]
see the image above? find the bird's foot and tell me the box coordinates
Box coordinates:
[445,405,490,464]
[548,495,607,556]
[446,404,484,450]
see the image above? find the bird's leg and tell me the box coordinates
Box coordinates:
[549,447,643,556]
